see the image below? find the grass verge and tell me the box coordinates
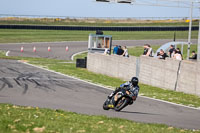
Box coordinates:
[1,104,199,133]
[0,29,198,43]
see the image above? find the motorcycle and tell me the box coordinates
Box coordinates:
[103,88,135,111]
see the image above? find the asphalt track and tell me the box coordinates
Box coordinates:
[0,59,200,130]
[0,39,197,60]
[0,39,200,130]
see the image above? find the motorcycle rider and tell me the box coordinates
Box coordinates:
[108,77,140,108]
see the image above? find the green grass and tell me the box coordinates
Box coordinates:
[128,45,160,57]
[0,29,95,43]
[140,84,200,108]
[1,104,199,133]
[0,29,198,43]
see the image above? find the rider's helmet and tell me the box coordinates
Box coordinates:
[131,77,138,86]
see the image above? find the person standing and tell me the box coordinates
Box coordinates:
[117,46,124,55]
[158,49,168,60]
[113,45,119,55]
[189,51,197,60]
[143,44,153,57]
[168,45,175,58]
[173,50,182,60]
[122,46,129,57]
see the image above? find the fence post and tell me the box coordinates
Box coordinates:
[174,61,182,91]
[136,57,140,78]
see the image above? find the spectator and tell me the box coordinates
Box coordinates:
[173,49,182,60]
[113,45,118,55]
[104,48,110,55]
[97,43,102,48]
[117,46,124,55]
[175,48,183,60]
[143,44,148,55]
[143,44,153,57]
[168,45,175,58]
[122,46,129,57]
[158,49,168,60]
[175,48,182,54]
[189,51,197,60]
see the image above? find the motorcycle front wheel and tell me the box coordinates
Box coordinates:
[103,99,110,110]
[114,97,129,112]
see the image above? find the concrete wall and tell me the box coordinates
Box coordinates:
[87,53,200,96]
[87,53,137,81]
[139,56,181,90]
[176,61,200,96]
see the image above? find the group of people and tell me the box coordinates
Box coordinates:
[167,45,183,60]
[113,45,129,57]
[156,45,183,60]
[143,44,198,60]
[105,44,197,60]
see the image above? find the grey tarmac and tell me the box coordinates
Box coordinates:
[0,59,200,130]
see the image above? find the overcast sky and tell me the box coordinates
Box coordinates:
[0,0,199,18]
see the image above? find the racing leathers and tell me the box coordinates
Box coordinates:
[108,81,140,102]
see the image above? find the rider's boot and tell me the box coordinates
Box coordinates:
[108,92,115,99]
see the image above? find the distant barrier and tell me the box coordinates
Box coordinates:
[0,25,198,31]
[87,53,200,96]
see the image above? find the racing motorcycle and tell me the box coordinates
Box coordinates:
[103,88,135,112]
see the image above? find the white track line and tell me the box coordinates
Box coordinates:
[19,60,200,111]
[6,51,10,56]
[71,50,88,61]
